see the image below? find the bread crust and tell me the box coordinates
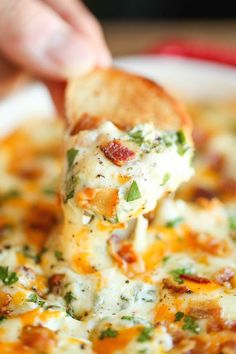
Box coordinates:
[66,68,191,131]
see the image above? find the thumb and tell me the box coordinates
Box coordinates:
[0,0,99,79]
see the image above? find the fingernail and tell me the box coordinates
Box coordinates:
[45,30,96,77]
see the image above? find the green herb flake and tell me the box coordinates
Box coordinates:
[0,189,21,202]
[121,315,138,322]
[64,291,76,305]
[175,311,184,322]
[229,215,236,231]
[42,187,56,196]
[27,293,45,307]
[35,247,47,264]
[138,350,148,354]
[137,327,153,342]
[176,131,189,156]
[160,172,171,186]
[66,307,77,319]
[0,266,18,285]
[170,268,191,284]
[0,315,7,323]
[126,181,141,202]
[162,255,170,264]
[67,148,78,169]
[182,315,200,334]
[128,130,145,146]
[64,175,78,203]
[54,250,64,261]
[120,295,129,302]
[99,328,119,340]
[177,130,186,145]
[166,216,184,228]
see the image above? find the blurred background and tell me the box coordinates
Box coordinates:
[83,0,236,56]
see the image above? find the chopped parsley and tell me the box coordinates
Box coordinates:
[121,315,139,324]
[54,250,64,261]
[162,255,170,264]
[64,291,76,305]
[0,189,21,201]
[166,216,184,228]
[176,130,189,156]
[42,187,56,196]
[64,175,78,203]
[0,315,7,323]
[22,245,38,262]
[120,295,129,302]
[67,148,78,169]
[0,266,18,285]
[170,268,191,284]
[229,215,236,231]
[137,327,153,342]
[27,293,45,307]
[175,311,184,322]
[99,328,119,340]
[174,312,200,334]
[126,181,141,202]
[128,130,145,146]
[160,172,171,186]
[35,247,47,264]
[182,315,200,334]
[177,130,186,145]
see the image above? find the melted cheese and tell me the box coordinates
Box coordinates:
[0,105,235,354]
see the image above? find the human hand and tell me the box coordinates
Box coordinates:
[0,0,111,111]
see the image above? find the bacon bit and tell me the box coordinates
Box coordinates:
[188,301,220,320]
[180,274,211,284]
[108,236,138,265]
[108,236,143,277]
[21,325,56,352]
[192,186,217,201]
[100,139,135,166]
[17,166,42,180]
[168,339,196,354]
[206,153,225,172]
[214,268,235,286]
[48,274,65,295]
[162,278,190,294]
[117,243,138,263]
[24,201,60,248]
[9,160,42,180]
[144,209,156,224]
[76,188,119,218]
[192,127,210,150]
[0,291,12,315]
[219,178,236,198]
[190,231,229,256]
[220,340,236,354]
[70,113,103,135]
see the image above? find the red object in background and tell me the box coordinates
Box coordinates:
[145,39,236,68]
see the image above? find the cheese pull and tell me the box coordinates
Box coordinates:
[61,68,194,273]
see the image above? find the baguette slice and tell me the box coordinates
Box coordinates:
[66,68,191,132]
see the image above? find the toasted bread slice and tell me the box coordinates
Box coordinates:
[66,68,191,132]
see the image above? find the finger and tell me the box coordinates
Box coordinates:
[0,0,99,79]
[0,55,29,97]
[45,80,66,118]
[42,0,111,67]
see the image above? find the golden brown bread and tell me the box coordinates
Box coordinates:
[66,68,191,132]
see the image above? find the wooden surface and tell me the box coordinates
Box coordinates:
[103,20,236,56]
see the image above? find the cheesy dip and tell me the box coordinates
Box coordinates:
[0,100,236,354]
